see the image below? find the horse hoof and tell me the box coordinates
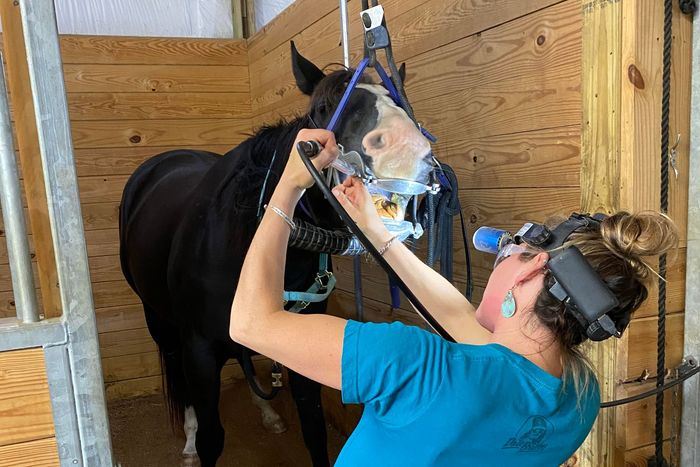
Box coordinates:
[263,414,287,434]
[181,453,200,467]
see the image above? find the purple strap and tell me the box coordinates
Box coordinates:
[390,281,401,309]
[327,58,370,132]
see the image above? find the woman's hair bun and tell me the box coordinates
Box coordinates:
[599,211,679,285]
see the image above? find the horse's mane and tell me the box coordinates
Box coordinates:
[215,68,374,221]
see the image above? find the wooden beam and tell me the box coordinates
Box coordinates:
[0,0,62,318]
[579,0,626,465]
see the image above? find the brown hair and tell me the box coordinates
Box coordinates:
[525,211,679,398]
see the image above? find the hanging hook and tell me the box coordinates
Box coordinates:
[669,133,681,180]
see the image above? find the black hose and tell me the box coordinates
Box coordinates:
[241,348,280,401]
[298,141,455,342]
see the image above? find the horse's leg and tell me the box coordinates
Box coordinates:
[182,405,198,456]
[288,369,329,467]
[182,335,225,467]
[248,376,287,434]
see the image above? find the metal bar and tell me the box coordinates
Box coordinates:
[0,318,66,351]
[682,9,700,466]
[339,0,350,67]
[0,54,40,324]
[17,1,113,465]
[45,344,84,467]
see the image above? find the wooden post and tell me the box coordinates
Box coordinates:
[232,1,245,39]
[0,0,62,317]
[581,0,690,464]
[580,0,625,463]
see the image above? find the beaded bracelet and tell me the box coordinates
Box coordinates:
[265,205,296,231]
[378,235,398,256]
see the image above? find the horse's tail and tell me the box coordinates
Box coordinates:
[159,335,188,430]
[146,308,188,430]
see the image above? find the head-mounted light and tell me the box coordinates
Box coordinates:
[473,213,624,342]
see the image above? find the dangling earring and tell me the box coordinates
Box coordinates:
[501,289,517,318]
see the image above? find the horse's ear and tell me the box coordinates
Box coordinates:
[291,41,325,95]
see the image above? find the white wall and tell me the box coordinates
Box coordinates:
[1,0,234,38]
[255,0,295,30]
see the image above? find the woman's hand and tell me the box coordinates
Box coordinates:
[280,129,339,191]
[332,177,389,242]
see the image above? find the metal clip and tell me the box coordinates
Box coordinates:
[670,133,681,180]
[315,271,334,291]
[271,371,283,388]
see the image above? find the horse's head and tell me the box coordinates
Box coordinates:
[291,42,433,223]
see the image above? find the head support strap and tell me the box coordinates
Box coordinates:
[517,213,622,341]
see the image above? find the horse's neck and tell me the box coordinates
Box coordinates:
[212,118,309,219]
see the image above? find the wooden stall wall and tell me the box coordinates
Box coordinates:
[248,0,690,464]
[0,32,252,399]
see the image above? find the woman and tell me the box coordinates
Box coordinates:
[230,129,679,466]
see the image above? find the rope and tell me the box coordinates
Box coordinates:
[655,0,673,463]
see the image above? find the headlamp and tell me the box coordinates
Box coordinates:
[473,213,624,342]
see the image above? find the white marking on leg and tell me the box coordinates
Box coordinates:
[182,406,198,456]
[250,377,287,434]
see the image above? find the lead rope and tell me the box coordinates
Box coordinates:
[654,0,673,464]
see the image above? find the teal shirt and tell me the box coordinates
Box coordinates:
[337,320,600,466]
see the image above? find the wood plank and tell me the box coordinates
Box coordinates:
[88,255,124,284]
[621,313,684,450]
[63,64,250,93]
[92,280,140,309]
[252,0,581,118]
[73,145,228,177]
[667,3,692,245]
[631,251,686,319]
[78,177,129,205]
[437,126,581,189]
[59,35,248,66]
[105,375,162,401]
[247,0,339,63]
[412,67,580,143]
[70,119,251,149]
[99,327,157,359]
[96,304,147,334]
[81,203,119,232]
[624,440,677,467]
[0,437,59,467]
[102,351,161,383]
[86,229,120,258]
[0,0,61,318]
[0,349,54,447]
[67,92,251,121]
[250,0,567,118]
[103,357,252,400]
[579,0,625,464]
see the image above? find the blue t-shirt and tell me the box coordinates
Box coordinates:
[337,320,600,466]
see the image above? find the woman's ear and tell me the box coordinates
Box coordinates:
[514,252,549,285]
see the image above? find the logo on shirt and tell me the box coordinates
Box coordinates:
[502,415,553,452]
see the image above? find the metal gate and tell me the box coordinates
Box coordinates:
[0,0,113,465]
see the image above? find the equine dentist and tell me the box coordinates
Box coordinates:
[230,128,678,466]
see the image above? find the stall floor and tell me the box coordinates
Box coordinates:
[109,379,347,466]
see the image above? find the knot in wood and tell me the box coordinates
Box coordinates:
[627,64,645,90]
[129,134,142,144]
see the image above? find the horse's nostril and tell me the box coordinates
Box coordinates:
[372,134,385,149]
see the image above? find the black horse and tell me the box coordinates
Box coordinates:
[119,43,432,466]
